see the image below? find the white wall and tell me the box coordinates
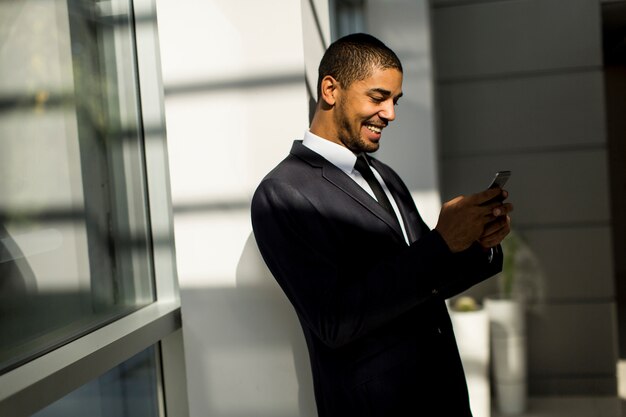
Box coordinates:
[155,1,328,415]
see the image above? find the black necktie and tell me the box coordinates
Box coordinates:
[354,155,396,218]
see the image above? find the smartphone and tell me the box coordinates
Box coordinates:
[488,170,511,190]
[486,170,511,203]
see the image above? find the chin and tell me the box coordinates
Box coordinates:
[344,135,380,153]
[363,140,380,153]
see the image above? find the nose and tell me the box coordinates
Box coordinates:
[379,100,396,122]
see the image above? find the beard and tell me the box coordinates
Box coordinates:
[334,98,379,154]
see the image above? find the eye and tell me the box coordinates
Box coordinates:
[370,96,384,103]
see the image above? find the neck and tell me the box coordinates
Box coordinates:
[310,110,344,148]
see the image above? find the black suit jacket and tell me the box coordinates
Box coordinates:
[251,141,501,417]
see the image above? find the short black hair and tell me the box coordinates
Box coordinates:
[317,33,402,99]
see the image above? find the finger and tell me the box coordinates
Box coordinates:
[475,197,510,217]
[491,202,514,218]
[481,218,507,239]
[478,192,510,212]
[479,229,503,247]
[483,214,511,235]
[481,203,504,220]
[479,236,500,249]
[478,238,495,249]
[474,188,503,205]
[481,216,511,243]
[479,227,507,247]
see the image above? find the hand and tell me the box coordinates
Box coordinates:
[479,189,513,248]
[435,188,513,253]
[479,214,512,249]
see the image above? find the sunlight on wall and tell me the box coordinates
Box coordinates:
[173,211,251,288]
[619,361,626,400]
[164,85,308,206]
[156,0,310,291]
[156,1,319,415]
[410,190,441,230]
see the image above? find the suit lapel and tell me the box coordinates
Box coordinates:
[370,158,422,244]
[290,141,405,240]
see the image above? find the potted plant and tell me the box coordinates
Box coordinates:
[484,231,544,415]
[450,296,491,417]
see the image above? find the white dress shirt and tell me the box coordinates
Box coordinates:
[302,130,410,244]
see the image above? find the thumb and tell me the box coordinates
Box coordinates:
[444,195,464,207]
[476,187,502,204]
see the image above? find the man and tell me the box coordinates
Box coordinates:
[251,33,512,416]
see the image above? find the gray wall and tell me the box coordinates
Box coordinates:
[366,0,441,228]
[431,0,617,395]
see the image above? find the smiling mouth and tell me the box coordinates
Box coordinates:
[365,124,383,134]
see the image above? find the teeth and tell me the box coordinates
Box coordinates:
[366,125,382,133]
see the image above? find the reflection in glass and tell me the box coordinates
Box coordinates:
[32,346,160,417]
[0,0,154,373]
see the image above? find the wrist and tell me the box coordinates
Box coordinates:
[434,227,463,253]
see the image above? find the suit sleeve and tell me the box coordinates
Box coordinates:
[251,178,500,349]
[439,244,503,299]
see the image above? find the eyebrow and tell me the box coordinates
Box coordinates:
[368,88,403,99]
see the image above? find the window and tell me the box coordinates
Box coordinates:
[0,0,186,415]
[32,346,160,417]
[329,0,366,40]
[0,0,153,374]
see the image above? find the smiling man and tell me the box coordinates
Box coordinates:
[315,52,402,154]
[251,33,512,417]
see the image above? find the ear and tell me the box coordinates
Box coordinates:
[319,75,340,106]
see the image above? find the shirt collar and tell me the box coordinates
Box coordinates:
[302,130,357,175]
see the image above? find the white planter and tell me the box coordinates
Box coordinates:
[484,296,527,415]
[450,308,490,417]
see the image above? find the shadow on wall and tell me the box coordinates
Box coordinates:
[179,233,316,417]
[236,233,316,415]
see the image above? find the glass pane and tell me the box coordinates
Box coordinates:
[32,346,160,417]
[0,0,154,373]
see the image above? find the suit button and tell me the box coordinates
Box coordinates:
[437,327,442,334]
[432,289,438,295]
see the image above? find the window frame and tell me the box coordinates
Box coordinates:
[0,0,187,415]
